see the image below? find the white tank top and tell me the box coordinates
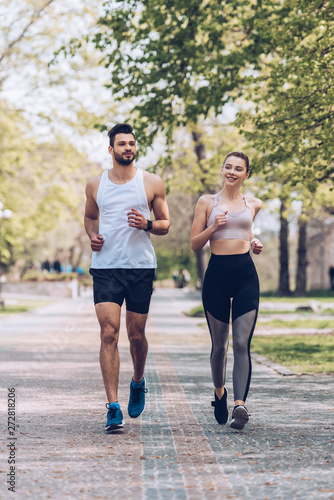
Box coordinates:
[91,168,157,269]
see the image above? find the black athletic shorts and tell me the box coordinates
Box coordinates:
[89,268,155,314]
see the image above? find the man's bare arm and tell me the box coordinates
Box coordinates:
[150,176,170,235]
[127,174,170,234]
[84,178,104,252]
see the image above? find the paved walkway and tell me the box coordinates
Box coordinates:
[0,288,333,499]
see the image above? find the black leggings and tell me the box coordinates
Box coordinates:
[202,252,259,402]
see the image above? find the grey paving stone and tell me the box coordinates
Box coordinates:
[0,289,333,500]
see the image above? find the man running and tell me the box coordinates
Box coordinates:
[84,123,170,433]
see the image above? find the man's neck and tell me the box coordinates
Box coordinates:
[109,163,136,184]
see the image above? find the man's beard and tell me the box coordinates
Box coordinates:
[114,151,136,166]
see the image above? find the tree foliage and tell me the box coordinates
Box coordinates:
[0,0,112,273]
[0,100,97,270]
[237,0,334,188]
[1,0,114,137]
[90,0,334,188]
[91,0,254,147]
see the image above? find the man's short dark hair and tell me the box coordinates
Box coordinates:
[108,123,135,148]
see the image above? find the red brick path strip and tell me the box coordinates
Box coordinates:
[152,349,235,499]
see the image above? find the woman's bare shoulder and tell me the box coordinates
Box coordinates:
[196,194,215,207]
[245,194,262,209]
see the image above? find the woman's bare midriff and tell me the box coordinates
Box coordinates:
[210,239,250,255]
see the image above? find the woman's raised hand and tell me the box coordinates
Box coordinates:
[213,211,228,231]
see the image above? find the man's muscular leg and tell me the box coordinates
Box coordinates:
[126,311,149,383]
[95,302,122,403]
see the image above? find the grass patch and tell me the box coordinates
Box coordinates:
[261,297,334,303]
[261,290,334,299]
[187,304,334,319]
[323,308,334,314]
[0,305,30,314]
[186,305,205,317]
[251,335,334,374]
[259,310,334,315]
[259,310,309,315]
[260,296,334,303]
[257,319,334,329]
[0,300,54,315]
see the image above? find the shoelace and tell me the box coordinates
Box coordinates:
[131,386,148,404]
[106,404,118,418]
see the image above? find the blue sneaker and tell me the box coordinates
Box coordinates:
[128,377,148,418]
[105,402,124,433]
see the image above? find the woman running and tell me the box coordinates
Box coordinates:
[191,151,263,429]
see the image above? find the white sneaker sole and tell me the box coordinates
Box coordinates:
[230,406,249,430]
[105,420,125,433]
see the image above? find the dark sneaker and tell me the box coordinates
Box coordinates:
[105,402,124,433]
[230,405,249,430]
[211,388,228,424]
[128,377,148,418]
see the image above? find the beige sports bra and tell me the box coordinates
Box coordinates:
[207,194,253,241]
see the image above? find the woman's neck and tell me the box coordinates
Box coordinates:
[219,186,243,201]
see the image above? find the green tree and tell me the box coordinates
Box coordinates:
[0,100,98,274]
[87,0,334,292]
[1,0,116,137]
[235,0,334,295]
[0,0,117,274]
[91,0,251,146]
[237,0,334,186]
[89,0,258,283]
[294,181,334,295]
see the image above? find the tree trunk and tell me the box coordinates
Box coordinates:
[191,129,207,288]
[278,199,291,296]
[195,247,206,288]
[68,245,75,269]
[294,215,307,296]
[74,234,86,270]
[192,130,206,167]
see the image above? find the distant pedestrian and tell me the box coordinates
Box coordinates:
[329,266,334,290]
[191,151,263,430]
[42,259,51,272]
[182,269,191,287]
[172,269,179,288]
[84,123,170,433]
[53,259,61,273]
